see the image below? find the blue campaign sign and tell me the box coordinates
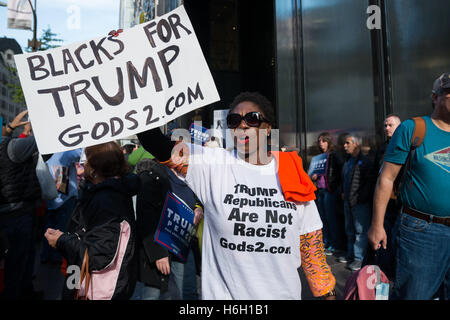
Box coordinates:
[308,153,328,176]
[189,123,210,146]
[154,191,197,262]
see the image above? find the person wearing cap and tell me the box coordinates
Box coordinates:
[368,73,450,300]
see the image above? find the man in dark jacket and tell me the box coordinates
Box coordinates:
[339,133,376,271]
[132,158,171,299]
[0,111,42,299]
[374,114,402,230]
[371,114,402,279]
[132,158,202,300]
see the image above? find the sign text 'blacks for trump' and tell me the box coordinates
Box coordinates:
[14,5,219,154]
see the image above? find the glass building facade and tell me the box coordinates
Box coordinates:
[132,0,450,164]
[275,0,450,163]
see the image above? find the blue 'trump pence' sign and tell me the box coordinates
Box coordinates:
[308,153,328,176]
[154,191,197,261]
[189,122,210,146]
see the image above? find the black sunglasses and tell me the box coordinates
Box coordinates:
[226,112,268,129]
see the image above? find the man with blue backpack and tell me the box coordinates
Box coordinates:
[368,73,450,300]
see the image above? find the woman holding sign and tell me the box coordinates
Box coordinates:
[309,132,343,256]
[137,92,336,300]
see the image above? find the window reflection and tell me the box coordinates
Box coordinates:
[302,0,376,164]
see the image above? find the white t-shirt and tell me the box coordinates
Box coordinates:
[184,145,323,300]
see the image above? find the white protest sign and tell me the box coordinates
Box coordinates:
[14,5,220,154]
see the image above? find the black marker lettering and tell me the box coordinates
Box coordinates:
[58,125,89,147]
[127,57,163,99]
[143,105,159,125]
[187,82,204,103]
[27,55,49,81]
[168,13,192,38]
[46,53,64,77]
[165,96,175,115]
[74,43,94,69]
[62,49,79,74]
[157,45,179,88]
[110,117,124,137]
[92,67,124,106]
[89,37,114,65]
[143,21,157,48]
[157,19,172,43]
[175,92,185,108]
[91,122,109,140]
[70,80,102,115]
[107,35,124,55]
[125,110,138,130]
[37,86,70,117]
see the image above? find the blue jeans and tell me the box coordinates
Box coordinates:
[316,189,339,249]
[0,211,33,299]
[170,250,198,300]
[391,212,450,300]
[40,197,77,263]
[377,206,400,279]
[131,250,198,300]
[131,281,168,300]
[343,201,372,262]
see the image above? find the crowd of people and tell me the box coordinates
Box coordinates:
[309,115,401,274]
[0,72,448,300]
[310,73,450,300]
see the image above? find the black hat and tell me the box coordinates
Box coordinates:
[432,72,450,95]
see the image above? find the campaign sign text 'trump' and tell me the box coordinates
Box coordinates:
[154,191,196,262]
[307,153,328,176]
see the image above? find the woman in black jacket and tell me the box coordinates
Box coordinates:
[310,132,343,255]
[44,142,140,300]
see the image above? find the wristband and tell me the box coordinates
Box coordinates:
[194,203,203,210]
[7,124,15,131]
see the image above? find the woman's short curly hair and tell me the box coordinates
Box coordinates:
[229,92,276,127]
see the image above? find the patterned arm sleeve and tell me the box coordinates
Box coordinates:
[300,229,336,297]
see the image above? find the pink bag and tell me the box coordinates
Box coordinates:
[344,265,390,300]
[76,220,131,300]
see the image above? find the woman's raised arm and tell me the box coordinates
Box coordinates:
[137,127,190,176]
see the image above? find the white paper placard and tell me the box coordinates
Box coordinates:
[14,5,220,154]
